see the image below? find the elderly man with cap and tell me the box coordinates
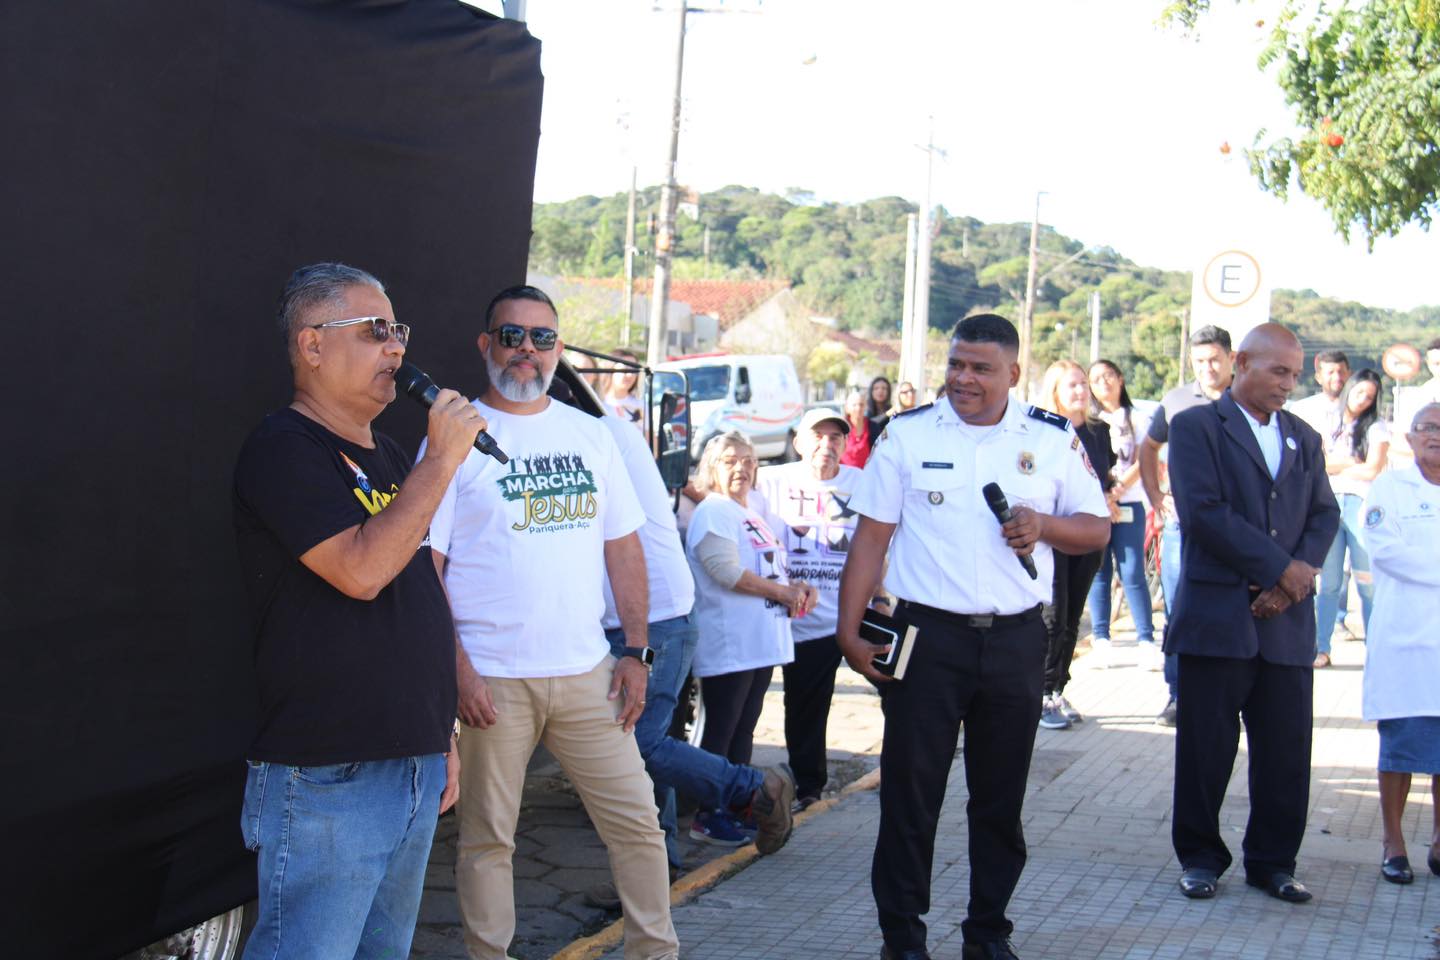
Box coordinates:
[754,407,877,811]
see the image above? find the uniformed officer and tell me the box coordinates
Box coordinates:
[838,313,1110,960]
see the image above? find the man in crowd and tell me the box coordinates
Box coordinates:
[1167,323,1339,904]
[754,407,869,811]
[585,400,796,910]
[233,263,484,959]
[1138,325,1235,726]
[838,314,1109,960]
[427,285,678,960]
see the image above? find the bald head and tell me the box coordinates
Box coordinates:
[1233,323,1303,420]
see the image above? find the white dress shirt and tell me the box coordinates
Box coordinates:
[1237,403,1283,480]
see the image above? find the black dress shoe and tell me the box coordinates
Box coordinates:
[961,940,1020,960]
[1381,855,1414,884]
[1246,871,1313,902]
[1178,866,1219,899]
[1429,850,1440,877]
[879,946,931,960]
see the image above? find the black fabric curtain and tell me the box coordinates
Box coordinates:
[0,2,542,955]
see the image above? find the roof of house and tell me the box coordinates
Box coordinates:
[635,278,789,328]
[826,329,901,363]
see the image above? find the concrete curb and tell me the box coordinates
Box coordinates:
[548,767,883,960]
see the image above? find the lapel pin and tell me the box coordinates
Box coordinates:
[1285,436,1297,450]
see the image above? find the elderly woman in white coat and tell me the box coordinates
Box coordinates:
[1361,401,1440,885]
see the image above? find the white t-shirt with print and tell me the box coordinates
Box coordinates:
[752,461,864,642]
[424,399,645,679]
[684,494,795,677]
[1328,419,1391,498]
[600,412,695,629]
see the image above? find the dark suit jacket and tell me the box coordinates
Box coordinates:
[1167,390,1339,666]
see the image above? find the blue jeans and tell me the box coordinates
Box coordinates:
[241,753,446,960]
[1086,506,1156,645]
[1314,492,1375,655]
[1159,517,1182,700]
[607,615,762,869]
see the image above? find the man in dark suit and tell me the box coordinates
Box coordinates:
[1166,323,1340,903]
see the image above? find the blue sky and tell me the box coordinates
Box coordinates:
[479,0,1438,311]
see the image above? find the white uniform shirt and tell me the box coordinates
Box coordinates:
[1360,466,1440,720]
[685,494,795,677]
[600,413,695,629]
[752,461,865,642]
[850,398,1109,616]
[425,399,645,679]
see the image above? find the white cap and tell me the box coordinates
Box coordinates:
[798,406,850,435]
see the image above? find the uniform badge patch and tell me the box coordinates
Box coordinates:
[928,490,944,505]
[1365,506,1384,528]
[1070,435,1080,451]
[1018,451,1036,475]
[1079,447,1097,478]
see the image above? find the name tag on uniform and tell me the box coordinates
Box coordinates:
[921,461,953,469]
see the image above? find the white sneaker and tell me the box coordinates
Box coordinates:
[1138,642,1165,672]
[1089,636,1113,669]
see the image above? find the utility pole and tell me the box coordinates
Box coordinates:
[647,0,688,368]
[911,118,937,387]
[899,213,919,387]
[1177,306,1190,386]
[1088,290,1101,364]
[621,167,637,347]
[1020,190,1045,400]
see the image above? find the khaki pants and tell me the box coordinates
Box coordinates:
[455,657,678,960]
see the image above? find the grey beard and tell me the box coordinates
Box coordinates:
[487,353,552,403]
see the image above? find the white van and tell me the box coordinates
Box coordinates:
[655,354,805,462]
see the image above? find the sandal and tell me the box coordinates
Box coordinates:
[1312,652,1331,668]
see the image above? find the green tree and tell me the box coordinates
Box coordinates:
[1163,1,1440,246]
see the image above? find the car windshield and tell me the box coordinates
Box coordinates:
[681,365,729,402]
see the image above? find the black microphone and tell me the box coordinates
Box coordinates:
[394,360,509,465]
[982,482,1038,580]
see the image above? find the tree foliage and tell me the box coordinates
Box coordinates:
[531,185,1438,400]
[1163,0,1440,246]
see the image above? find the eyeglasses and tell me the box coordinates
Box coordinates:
[899,387,915,395]
[1413,423,1440,434]
[1090,370,1119,382]
[307,316,410,347]
[718,455,757,468]
[491,323,558,351]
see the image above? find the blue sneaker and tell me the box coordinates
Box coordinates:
[689,809,749,846]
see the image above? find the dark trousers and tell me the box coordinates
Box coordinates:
[698,666,774,766]
[1172,653,1313,878]
[873,602,1046,950]
[783,634,843,799]
[1043,549,1105,695]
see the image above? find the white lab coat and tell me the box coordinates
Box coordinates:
[1360,466,1440,721]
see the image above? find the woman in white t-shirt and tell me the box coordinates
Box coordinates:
[603,348,645,429]
[1315,368,1391,665]
[685,431,817,844]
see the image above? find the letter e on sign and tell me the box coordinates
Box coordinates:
[1202,250,1262,308]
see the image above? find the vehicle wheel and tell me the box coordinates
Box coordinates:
[668,672,706,748]
[126,902,255,960]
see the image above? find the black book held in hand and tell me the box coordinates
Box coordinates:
[864,606,919,680]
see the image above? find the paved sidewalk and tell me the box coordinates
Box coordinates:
[594,635,1440,960]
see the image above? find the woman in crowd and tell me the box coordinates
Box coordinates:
[840,390,882,468]
[1085,359,1161,669]
[1315,368,1390,667]
[1360,402,1440,885]
[888,381,919,417]
[685,431,817,844]
[602,348,644,427]
[1038,360,1114,730]
[865,375,892,421]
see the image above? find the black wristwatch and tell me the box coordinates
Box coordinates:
[620,646,655,667]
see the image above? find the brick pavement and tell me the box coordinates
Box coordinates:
[590,633,1440,960]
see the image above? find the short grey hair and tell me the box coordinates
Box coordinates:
[697,430,756,494]
[277,262,386,363]
[1413,402,1440,431]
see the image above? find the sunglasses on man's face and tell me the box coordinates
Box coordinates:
[491,323,558,351]
[307,315,410,347]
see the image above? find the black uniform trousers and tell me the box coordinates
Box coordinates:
[1172,653,1313,879]
[783,634,844,800]
[873,600,1046,951]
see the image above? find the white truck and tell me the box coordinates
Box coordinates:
[655,353,806,462]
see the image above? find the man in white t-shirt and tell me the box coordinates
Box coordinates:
[753,407,869,811]
[426,287,678,960]
[1287,349,1349,438]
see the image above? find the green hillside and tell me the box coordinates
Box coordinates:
[530,185,1440,399]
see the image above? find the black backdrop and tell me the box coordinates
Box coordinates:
[0,1,542,955]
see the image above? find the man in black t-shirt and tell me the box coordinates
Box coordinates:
[233,262,486,960]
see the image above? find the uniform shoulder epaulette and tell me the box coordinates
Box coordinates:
[1025,405,1071,430]
[891,402,932,420]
